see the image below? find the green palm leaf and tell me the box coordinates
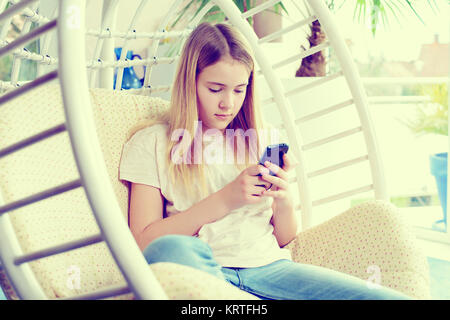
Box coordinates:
[330,0,438,37]
[171,0,289,29]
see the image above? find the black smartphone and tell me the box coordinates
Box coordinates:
[258,143,289,176]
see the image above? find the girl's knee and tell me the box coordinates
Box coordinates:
[143,234,210,265]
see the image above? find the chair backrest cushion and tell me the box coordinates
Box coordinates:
[0,83,169,299]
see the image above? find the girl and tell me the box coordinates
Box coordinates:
[119,22,409,300]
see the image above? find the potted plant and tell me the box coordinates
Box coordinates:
[171,0,287,40]
[403,83,448,232]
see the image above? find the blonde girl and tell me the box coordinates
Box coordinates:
[119,22,409,300]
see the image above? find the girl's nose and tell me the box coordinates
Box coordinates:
[220,92,234,109]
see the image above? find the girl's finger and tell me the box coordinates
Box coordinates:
[282,153,291,171]
[261,173,288,190]
[284,153,299,172]
[251,184,267,196]
[261,189,287,199]
[248,164,270,177]
[264,161,288,181]
[256,175,273,190]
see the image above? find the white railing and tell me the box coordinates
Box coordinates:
[368,96,431,104]
[362,76,449,245]
[362,77,448,85]
[363,77,447,104]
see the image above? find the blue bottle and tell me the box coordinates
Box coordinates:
[114,48,145,89]
[430,152,447,232]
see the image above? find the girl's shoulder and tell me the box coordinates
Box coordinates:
[139,122,169,136]
[134,122,168,137]
[127,122,169,147]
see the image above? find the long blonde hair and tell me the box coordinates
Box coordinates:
[128,22,266,200]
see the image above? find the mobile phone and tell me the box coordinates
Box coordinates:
[258,143,289,176]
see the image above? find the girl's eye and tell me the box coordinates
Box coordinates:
[208,88,244,94]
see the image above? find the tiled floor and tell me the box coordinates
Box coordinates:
[412,215,449,300]
[427,256,450,300]
[399,206,450,262]
[400,206,447,233]
[417,238,450,262]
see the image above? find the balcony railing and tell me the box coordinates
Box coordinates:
[362,76,449,244]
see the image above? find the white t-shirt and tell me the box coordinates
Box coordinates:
[119,123,292,267]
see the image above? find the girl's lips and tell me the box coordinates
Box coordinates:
[215,114,232,120]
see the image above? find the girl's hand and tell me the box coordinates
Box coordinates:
[220,164,272,212]
[260,153,297,213]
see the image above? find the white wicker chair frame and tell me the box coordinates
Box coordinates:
[0,0,387,300]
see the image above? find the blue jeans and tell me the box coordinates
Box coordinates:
[143,235,411,300]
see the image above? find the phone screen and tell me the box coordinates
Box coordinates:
[258,143,289,175]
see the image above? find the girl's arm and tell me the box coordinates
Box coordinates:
[129,164,270,251]
[271,204,298,247]
[129,182,231,251]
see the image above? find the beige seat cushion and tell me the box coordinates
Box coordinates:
[286,200,431,299]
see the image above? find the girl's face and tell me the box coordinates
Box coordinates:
[196,56,250,134]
